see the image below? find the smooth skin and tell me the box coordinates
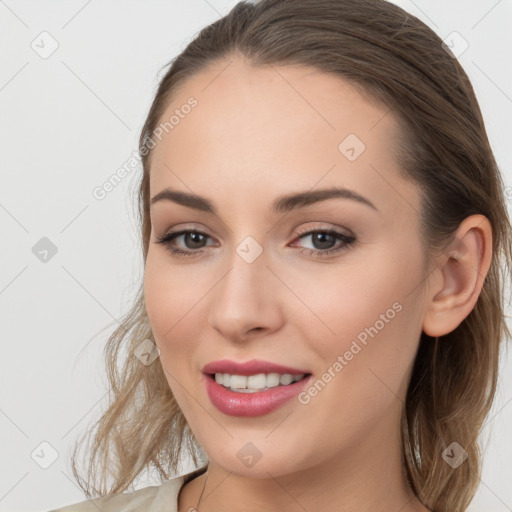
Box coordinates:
[143,54,492,512]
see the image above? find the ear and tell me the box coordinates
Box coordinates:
[422,214,493,337]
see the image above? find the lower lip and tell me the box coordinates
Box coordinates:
[204,374,313,417]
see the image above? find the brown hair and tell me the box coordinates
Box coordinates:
[71,1,512,510]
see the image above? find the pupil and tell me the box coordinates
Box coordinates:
[313,232,335,250]
[186,232,206,249]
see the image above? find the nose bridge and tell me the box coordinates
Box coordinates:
[208,235,281,339]
[216,236,268,306]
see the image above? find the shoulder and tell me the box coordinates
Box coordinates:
[48,475,186,512]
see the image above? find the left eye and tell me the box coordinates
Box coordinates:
[293,229,354,252]
[155,228,356,258]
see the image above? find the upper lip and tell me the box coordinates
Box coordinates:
[202,359,311,376]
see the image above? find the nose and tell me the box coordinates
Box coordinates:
[207,248,284,343]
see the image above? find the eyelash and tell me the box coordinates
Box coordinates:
[155,225,356,259]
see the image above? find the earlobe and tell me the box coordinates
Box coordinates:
[422,214,493,338]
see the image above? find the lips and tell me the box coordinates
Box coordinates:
[204,371,314,417]
[201,358,311,377]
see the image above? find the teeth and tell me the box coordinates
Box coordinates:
[214,372,306,391]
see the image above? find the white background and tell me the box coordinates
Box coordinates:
[1,1,511,511]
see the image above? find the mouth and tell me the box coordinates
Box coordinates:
[201,359,313,416]
[207,372,312,393]
[203,371,314,417]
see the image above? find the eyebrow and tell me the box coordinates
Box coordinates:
[150,186,379,215]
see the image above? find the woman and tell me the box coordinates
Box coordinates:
[50,0,512,511]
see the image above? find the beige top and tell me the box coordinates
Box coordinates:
[48,466,208,512]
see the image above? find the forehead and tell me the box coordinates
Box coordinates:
[148,57,421,219]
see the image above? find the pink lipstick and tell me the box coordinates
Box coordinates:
[202,359,313,417]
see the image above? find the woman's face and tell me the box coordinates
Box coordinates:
[144,56,430,478]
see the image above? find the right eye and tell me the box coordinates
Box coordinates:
[155,230,217,257]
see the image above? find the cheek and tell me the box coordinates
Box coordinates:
[293,244,425,386]
[291,274,423,451]
[288,260,407,350]
[144,251,202,337]
[143,256,208,418]
[143,252,206,371]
